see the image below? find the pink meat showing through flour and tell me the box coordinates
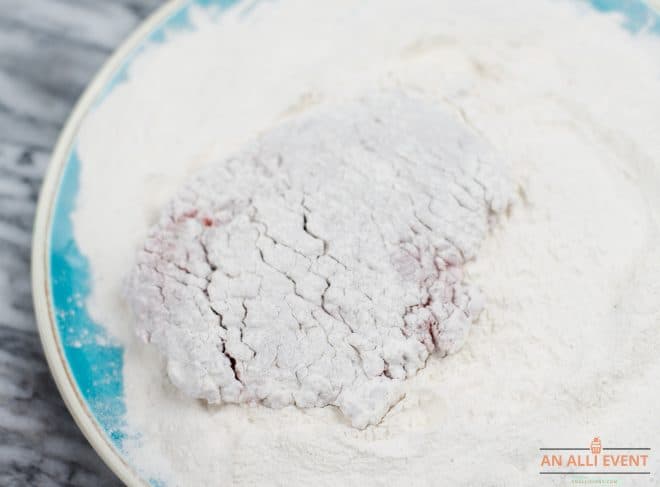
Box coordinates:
[125,92,511,428]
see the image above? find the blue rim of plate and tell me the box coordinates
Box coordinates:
[32,1,660,485]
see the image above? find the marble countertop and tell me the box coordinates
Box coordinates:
[0,1,161,485]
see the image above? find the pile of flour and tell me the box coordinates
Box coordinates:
[74,0,660,485]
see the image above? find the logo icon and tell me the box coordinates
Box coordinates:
[590,437,602,454]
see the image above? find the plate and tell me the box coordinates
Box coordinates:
[31,0,660,485]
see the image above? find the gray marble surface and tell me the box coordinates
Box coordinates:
[0,1,162,485]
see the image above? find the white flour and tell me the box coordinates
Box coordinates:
[124,91,511,428]
[73,0,660,485]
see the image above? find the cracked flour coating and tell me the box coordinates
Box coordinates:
[126,92,511,428]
